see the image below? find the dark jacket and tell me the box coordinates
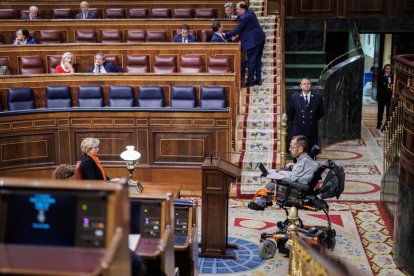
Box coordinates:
[377,73,393,103]
[75,11,97,19]
[80,154,110,181]
[21,14,42,20]
[12,37,36,45]
[211,32,230,42]
[224,8,265,51]
[173,34,197,43]
[287,91,324,139]
[88,62,122,73]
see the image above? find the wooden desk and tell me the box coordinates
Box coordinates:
[129,182,182,198]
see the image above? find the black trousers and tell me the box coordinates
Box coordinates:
[377,93,391,128]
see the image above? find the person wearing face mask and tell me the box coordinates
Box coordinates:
[173,24,197,43]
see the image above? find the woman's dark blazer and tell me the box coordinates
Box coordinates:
[80,154,109,180]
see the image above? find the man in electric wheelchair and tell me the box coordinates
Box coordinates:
[247,135,345,259]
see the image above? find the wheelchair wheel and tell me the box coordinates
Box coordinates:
[258,240,277,259]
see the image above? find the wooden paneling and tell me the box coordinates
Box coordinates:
[0,20,237,44]
[0,132,56,169]
[286,0,414,17]
[153,132,213,164]
[0,42,240,90]
[0,0,231,18]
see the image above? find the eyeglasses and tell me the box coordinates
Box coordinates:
[289,146,299,149]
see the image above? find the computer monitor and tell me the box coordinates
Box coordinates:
[0,189,108,248]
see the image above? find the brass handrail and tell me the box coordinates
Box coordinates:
[318,46,363,81]
[280,113,288,167]
[384,100,404,171]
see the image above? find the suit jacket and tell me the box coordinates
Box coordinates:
[377,73,393,103]
[173,34,196,43]
[80,154,109,181]
[225,8,265,51]
[75,11,96,19]
[211,32,230,42]
[21,14,42,20]
[287,91,324,139]
[88,62,122,73]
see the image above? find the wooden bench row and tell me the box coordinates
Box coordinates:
[0,19,237,44]
[0,43,241,84]
[0,0,234,18]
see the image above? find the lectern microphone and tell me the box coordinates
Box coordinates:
[209,151,237,163]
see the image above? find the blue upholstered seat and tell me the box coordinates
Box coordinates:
[46,86,72,108]
[109,86,134,107]
[8,88,35,111]
[77,86,103,107]
[200,86,226,109]
[138,86,164,107]
[170,86,196,108]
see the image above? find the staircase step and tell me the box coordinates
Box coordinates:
[285,51,327,64]
[285,64,325,79]
[285,77,319,87]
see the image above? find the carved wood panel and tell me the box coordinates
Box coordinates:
[152,131,213,164]
[0,132,56,169]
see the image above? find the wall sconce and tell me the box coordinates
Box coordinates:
[120,145,143,193]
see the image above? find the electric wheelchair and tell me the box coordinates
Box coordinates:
[248,152,345,259]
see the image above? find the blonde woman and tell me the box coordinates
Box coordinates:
[79,137,120,182]
[55,52,75,74]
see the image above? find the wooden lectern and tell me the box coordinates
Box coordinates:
[200,157,241,259]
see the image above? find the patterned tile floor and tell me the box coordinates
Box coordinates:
[197,102,407,275]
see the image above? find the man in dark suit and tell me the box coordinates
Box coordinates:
[88,53,122,73]
[75,1,96,19]
[21,6,41,20]
[287,77,324,155]
[211,21,232,42]
[377,64,393,129]
[173,24,197,43]
[224,2,266,87]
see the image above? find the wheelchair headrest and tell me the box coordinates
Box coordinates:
[319,162,345,199]
[310,145,321,158]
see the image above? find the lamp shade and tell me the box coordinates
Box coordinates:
[120,146,141,161]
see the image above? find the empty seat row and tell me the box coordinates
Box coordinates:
[4,85,226,111]
[0,8,218,19]
[14,55,232,75]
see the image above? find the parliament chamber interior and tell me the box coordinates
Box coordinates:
[0,0,414,275]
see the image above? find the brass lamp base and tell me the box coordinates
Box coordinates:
[128,179,143,193]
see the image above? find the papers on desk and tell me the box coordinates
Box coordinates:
[266,169,291,180]
[128,234,141,251]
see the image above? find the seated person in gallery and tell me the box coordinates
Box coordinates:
[22,6,41,20]
[173,24,197,43]
[79,137,120,181]
[88,52,123,73]
[52,164,75,180]
[55,52,76,74]
[12,28,36,45]
[75,1,96,19]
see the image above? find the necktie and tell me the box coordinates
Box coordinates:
[97,66,101,73]
[305,95,309,105]
[83,13,86,19]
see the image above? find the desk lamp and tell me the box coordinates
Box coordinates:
[120,146,143,193]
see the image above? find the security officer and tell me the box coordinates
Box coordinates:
[287,77,324,156]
